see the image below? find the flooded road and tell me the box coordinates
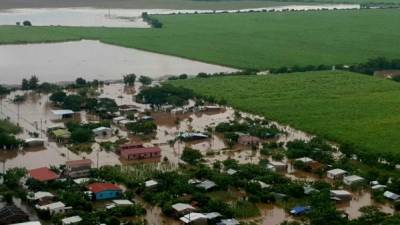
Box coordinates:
[0,40,237,85]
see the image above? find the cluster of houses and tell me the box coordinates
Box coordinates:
[0,158,143,225]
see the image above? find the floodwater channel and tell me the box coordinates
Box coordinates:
[0,40,237,85]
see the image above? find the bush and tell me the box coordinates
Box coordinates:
[181,147,203,164]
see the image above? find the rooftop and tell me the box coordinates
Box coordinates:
[196,180,217,190]
[29,167,59,182]
[87,182,121,193]
[62,216,82,225]
[37,201,65,210]
[180,213,206,223]
[121,146,161,155]
[27,191,54,200]
[52,110,74,115]
[66,159,92,167]
[145,180,158,188]
[327,168,347,175]
[172,203,195,212]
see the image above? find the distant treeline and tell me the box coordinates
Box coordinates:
[142,12,163,28]
[188,57,400,80]
[191,0,400,7]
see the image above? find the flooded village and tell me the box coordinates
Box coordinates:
[0,76,398,225]
[1,2,400,225]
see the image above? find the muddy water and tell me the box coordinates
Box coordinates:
[0,8,149,27]
[0,4,360,28]
[247,204,291,225]
[336,191,394,219]
[0,40,237,85]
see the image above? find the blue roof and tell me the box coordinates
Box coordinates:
[290,206,311,215]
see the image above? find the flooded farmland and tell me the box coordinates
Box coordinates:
[0,4,361,28]
[0,40,237,85]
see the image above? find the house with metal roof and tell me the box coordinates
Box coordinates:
[343,175,365,186]
[327,168,348,180]
[196,180,217,191]
[36,201,67,215]
[51,110,75,120]
[61,216,82,225]
[172,203,195,215]
[0,205,29,225]
[383,191,400,201]
[180,212,207,225]
[217,218,240,225]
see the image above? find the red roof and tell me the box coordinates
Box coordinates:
[87,182,122,193]
[121,147,161,157]
[66,159,92,167]
[120,143,144,150]
[29,167,59,182]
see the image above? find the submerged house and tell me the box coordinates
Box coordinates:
[0,205,29,225]
[120,146,161,160]
[65,159,92,178]
[330,190,352,202]
[92,127,113,138]
[61,216,82,225]
[172,203,195,215]
[24,138,45,147]
[343,175,365,186]
[196,180,217,191]
[179,132,209,141]
[36,201,67,215]
[268,161,287,172]
[383,191,400,201]
[87,182,122,200]
[237,135,261,146]
[327,168,348,180]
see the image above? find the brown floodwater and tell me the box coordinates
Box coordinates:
[0,82,391,224]
[0,40,237,85]
[336,191,394,219]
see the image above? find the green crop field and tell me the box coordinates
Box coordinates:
[0,9,400,70]
[170,71,400,155]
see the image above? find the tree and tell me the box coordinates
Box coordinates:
[76,77,87,86]
[139,76,152,85]
[28,75,39,90]
[70,128,93,143]
[123,74,136,86]
[126,120,157,135]
[50,91,67,105]
[21,78,29,90]
[63,95,83,111]
[181,147,203,164]
[23,20,32,26]
[0,85,10,96]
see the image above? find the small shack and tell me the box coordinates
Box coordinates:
[24,138,45,147]
[327,168,348,180]
[343,175,365,186]
[172,203,195,215]
[180,213,207,225]
[196,180,216,191]
[383,191,400,201]
[36,201,67,215]
[268,161,287,172]
[61,216,82,225]
[330,190,352,202]
[237,135,261,146]
[92,127,113,138]
[51,110,75,120]
[290,205,311,216]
